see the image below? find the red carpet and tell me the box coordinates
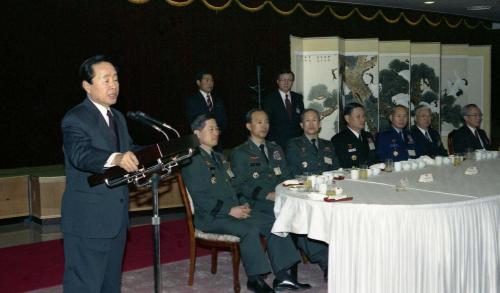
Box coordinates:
[0,219,209,293]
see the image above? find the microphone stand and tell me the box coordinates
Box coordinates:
[120,113,191,293]
[150,173,162,293]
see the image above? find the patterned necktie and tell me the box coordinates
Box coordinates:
[259,144,269,163]
[474,129,480,139]
[425,131,432,142]
[311,138,318,152]
[206,93,213,112]
[107,110,119,150]
[285,94,292,120]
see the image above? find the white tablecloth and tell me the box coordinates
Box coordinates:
[272,158,500,293]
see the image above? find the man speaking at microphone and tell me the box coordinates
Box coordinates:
[61,55,139,293]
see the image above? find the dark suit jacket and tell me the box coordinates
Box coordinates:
[185,91,228,132]
[452,125,491,153]
[331,128,378,168]
[61,98,134,239]
[410,126,448,157]
[263,90,304,149]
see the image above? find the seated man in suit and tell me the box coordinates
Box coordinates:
[231,109,328,285]
[286,108,339,176]
[452,103,491,153]
[331,103,378,168]
[185,70,228,147]
[376,105,419,162]
[182,113,306,293]
[410,105,448,157]
[263,69,304,149]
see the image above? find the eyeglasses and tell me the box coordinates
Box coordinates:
[466,114,483,118]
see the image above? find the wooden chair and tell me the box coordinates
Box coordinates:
[176,172,242,293]
[448,129,457,154]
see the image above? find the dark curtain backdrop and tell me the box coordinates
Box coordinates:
[1,0,499,168]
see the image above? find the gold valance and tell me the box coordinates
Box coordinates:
[127,0,491,30]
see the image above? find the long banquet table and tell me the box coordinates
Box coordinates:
[272,158,500,293]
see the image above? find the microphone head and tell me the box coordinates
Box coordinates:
[126,111,138,119]
[136,111,147,117]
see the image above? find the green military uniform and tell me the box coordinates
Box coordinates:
[231,139,328,272]
[286,135,339,176]
[331,128,379,168]
[230,138,292,215]
[181,146,300,276]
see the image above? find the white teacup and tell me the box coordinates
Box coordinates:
[350,169,359,180]
[402,161,411,171]
[394,161,402,172]
[435,156,443,165]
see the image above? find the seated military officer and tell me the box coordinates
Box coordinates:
[376,105,419,162]
[410,105,448,157]
[331,103,378,168]
[181,113,304,293]
[231,109,329,285]
[286,108,339,176]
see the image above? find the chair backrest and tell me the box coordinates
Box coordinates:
[448,129,456,154]
[176,172,196,236]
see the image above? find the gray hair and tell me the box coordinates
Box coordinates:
[414,105,432,117]
[461,104,480,117]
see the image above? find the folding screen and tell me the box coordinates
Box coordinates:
[291,36,491,141]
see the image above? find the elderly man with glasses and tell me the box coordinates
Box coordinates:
[451,103,491,153]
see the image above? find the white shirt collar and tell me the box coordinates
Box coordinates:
[199,90,211,101]
[467,125,477,134]
[347,126,361,139]
[88,96,111,125]
[417,126,428,135]
[279,90,291,105]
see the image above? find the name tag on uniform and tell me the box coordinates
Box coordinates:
[369,142,375,150]
[226,168,235,178]
[274,167,282,176]
[324,157,332,165]
[348,148,357,152]
[408,149,416,157]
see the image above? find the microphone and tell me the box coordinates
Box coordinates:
[127,111,170,141]
[135,111,180,138]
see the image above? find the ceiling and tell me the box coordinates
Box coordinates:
[311,0,500,22]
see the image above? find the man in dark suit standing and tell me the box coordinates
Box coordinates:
[410,105,448,157]
[452,103,491,153]
[185,70,228,147]
[61,55,139,293]
[263,69,304,149]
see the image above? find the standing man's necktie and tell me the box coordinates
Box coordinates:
[311,138,318,153]
[107,110,119,150]
[206,93,213,112]
[424,131,432,142]
[285,94,292,120]
[358,134,363,143]
[259,144,269,163]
